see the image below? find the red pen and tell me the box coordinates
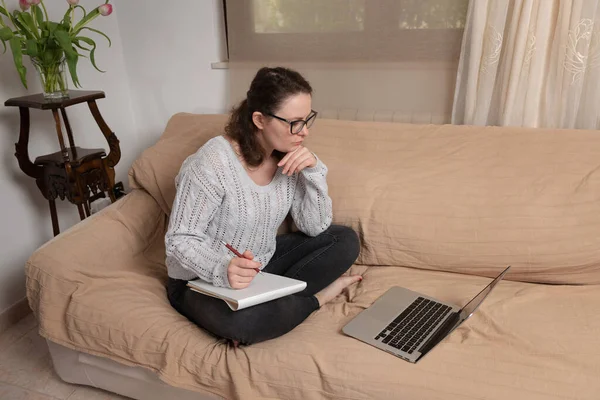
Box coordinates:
[220,240,262,274]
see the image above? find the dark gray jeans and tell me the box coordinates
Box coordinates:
[167,225,360,345]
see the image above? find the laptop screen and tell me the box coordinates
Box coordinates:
[417,266,511,359]
[459,266,511,321]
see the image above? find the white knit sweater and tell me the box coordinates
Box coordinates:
[165,135,333,287]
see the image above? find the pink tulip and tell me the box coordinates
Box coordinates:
[19,0,30,10]
[98,3,112,16]
[67,0,79,5]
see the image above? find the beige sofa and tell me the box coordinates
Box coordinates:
[26,114,600,400]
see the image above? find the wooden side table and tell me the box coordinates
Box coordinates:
[4,90,121,236]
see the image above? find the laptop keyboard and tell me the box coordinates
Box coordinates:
[374,297,452,355]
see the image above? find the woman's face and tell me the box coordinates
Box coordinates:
[254,92,313,154]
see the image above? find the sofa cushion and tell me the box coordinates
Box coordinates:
[309,120,600,285]
[130,114,600,284]
[27,224,600,400]
[129,113,229,215]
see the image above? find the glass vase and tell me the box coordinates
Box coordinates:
[31,57,69,100]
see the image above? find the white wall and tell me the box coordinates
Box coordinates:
[0,0,228,316]
[114,0,228,150]
[228,61,458,124]
[0,0,135,315]
[0,0,456,316]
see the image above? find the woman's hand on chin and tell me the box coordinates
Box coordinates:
[278,146,317,176]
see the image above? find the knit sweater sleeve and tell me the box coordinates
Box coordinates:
[290,155,333,237]
[164,158,233,287]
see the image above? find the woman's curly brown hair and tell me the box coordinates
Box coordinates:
[225,67,312,167]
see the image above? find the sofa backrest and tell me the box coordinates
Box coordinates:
[130,113,600,285]
[129,113,228,213]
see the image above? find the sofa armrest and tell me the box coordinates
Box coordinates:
[27,189,167,272]
[24,189,174,355]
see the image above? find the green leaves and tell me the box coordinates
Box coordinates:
[0,26,12,53]
[65,53,80,87]
[44,21,60,35]
[1,1,113,89]
[54,29,81,87]
[73,7,99,33]
[25,38,38,57]
[73,5,87,20]
[9,37,27,88]
[74,36,103,72]
[79,27,111,47]
[0,26,13,41]
[17,11,39,39]
[61,7,72,28]
[11,11,34,40]
[54,30,75,57]
[33,6,44,27]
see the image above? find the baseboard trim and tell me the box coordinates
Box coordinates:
[0,298,31,335]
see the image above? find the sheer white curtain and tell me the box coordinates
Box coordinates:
[452,0,600,129]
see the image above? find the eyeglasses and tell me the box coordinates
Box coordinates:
[266,110,318,135]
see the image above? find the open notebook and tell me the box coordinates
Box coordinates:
[187,273,307,311]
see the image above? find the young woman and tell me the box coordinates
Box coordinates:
[165,67,362,345]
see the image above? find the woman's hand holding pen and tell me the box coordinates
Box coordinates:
[227,250,261,289]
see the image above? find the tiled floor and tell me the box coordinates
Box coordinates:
[0,313,127,400]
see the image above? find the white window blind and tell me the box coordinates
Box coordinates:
[224,0,469,62]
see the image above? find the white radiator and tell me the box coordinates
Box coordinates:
[319,108,450,124]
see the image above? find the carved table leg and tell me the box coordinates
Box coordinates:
[14,107,43,180]
[14,107,60,235]
[83,201,91,218]
[48,199,59,237]
[88,100,120,202]
[76,204,86,220]
[51,109,70,163]
[60,107,76,149]
[107,183,117,202]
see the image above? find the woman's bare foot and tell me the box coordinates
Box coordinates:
[314,275,362,307]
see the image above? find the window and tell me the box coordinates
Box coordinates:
[398,0,468,29]
[225,0,469,62]
[254,0,366,33]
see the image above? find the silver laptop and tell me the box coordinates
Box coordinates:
[342,266,511,363]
